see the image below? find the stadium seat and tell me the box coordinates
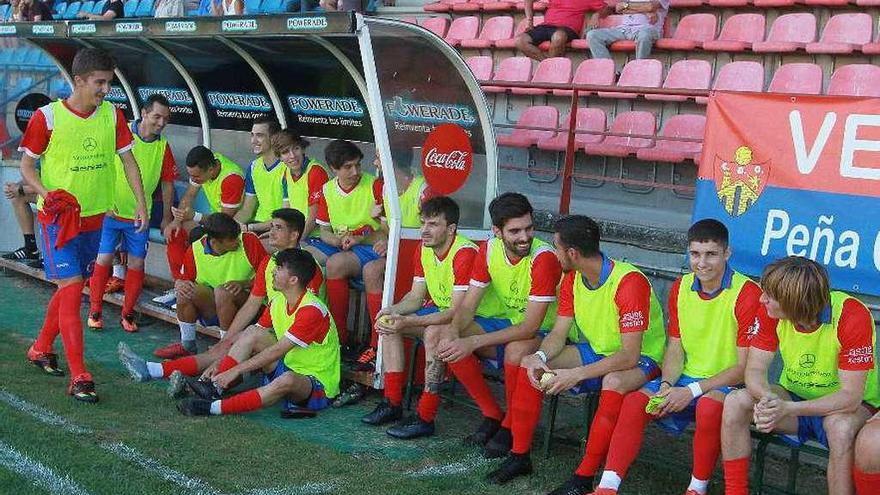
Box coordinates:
[753,0,800,6]
[571,15,625,50]
[669,0,703,6]
[856,0,880,5]
[646,59,712,102]
[400,16,417,24]
[553,58,616,97]
[460,16,513,48]
[465,55,493,80]
[92,0,107,13]
[423,0,468,13]
[752,13,816,53]
[444,16,480,46]
[262,0,284,12]
[696,61,764,104]
[637,114,705,163]
[512,57,571,95]
[708,0,748,6]
[768,63,823,95]
[64,1,82,18]
[482,0,515,12]
[804,0,847,6]
[515,0,547,11]
[482,56,532,93]
[702,13,765,52]
[244,0,262,12]
[598,58,663,99]
[538,107,606,151]
[420,17,449,38]
[806,14,872,54]
[123,0,138,16]
[80,0,95,14]
[827,64,880,97]
[584,111,656,157]
[135,0,153,16]
[53,1,68,15]
[0,4,10,21]
[495,15,543,48]
[496,106,558,148]
[655,13,717,51]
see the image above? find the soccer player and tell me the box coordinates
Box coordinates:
[427,193,562,451]
[276,129,327,243]
[87,93,176,333]
[550,219,759,495]
[359,196,474,433]
[2,179,39,262]
[21,47,148,403]
[854,413,880,495]
[487,214,666,486]
[153,212,267,359]
[721,256,879,495]
[234,116,282,235]
[177,248,340,418]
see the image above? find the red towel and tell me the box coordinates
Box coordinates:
[37,190,81,249]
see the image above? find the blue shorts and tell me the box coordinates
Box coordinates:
[474,316,513,370]
[415,306,440,317]
[39,223,102,280]
[568,339,659,394]
[642,375,734,434]
[305,238,382,268]
[98,215,149,258]
[262,360,330,413]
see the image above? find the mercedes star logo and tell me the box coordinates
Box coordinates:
[799,353,816,369]
[83,137,98,152]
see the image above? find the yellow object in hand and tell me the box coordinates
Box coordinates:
[539,372,555,388]
[645,395,665,415]
[377,316,392,326]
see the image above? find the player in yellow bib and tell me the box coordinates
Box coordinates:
[274,129,328,242]
[177,248,340,418]
[234,116,282,235]
[722,256,879,495]
[566,219,761,495]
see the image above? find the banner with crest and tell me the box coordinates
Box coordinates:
[692,91,880,296]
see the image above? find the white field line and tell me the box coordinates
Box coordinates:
[0,440,93,495]
[0,390,91,434]
[100,442,221,495]
[405,454,491,477]
[241,482,338,495]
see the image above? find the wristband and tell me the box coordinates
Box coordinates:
[534,350,547,362]
[218,330,227,339]
[660,380,673,388]
[193,211,203,223]
[687,381,703,398]
[243,223,249,233]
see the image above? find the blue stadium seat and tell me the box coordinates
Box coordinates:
[123,0,139,16]
[80,0,95,14]
[262,0,283,12]
[53,1,67,14]
[135,0,153,16]
[64,1,82,18]
[92,0,107,12]
[244,0,261,12]
[0,4,10,21]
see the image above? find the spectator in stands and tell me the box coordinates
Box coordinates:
[516,0,604,61]
[13,0,53,21]
[586,0,668,61]
[2,180,40,264]
[211,0,242,15]
[154,0,187,17]
[234,116,283,236]
[721,256,878,495]
[319,0,362,12]
[854,414,880,495]
[78,0,124,19]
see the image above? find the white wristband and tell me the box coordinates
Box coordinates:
[193,211,203,223]
[218,330,227,339]
[534,350,547,363]
[687,381,703,398]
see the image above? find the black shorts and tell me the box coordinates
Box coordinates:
[525,24,579,44]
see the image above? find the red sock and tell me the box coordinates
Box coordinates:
[723,457,750,495]
[603,392,652,478]
[854,467,880,495]
[217,355,238,373]
[575,390,624,476]
[366,292,382,348]
[33,290,61,354]
[384,371,404,406]
[692,396,724,480]
[501,362,519,429]
[122,268,144,316]
[447,355,503,420]
[166,230,188,280]
[417,390,441,422]
[57,282,88,379]
[161,356,200,378]
[326,278,349,343]
[88,263,111,314]
[510,366,545,454]
[219,389,262,415]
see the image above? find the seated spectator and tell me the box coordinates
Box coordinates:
[587,0,668,60]
[154,0,186,17]
[13,0,53,21]
[319,0,362,12]
[517,0,604,61]
[211,0,242,15]
[78,0,124,19]
[2,180,40,265]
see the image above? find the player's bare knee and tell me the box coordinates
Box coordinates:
[504,339,535,364]
[702,390,726,404]
[722,389,753,423]
[824,413,860,453]
[855,423,880,470]
[601,371,627,391]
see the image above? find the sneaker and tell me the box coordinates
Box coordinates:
[177,397,212,416]
[117,342,151,382]
[120,314,138,333]
[26,346,64,376]
[386,415,435,439]
[351,346,377,372]
[280,403,318,419]
[361,399,402,426]
[2,246,39,261]
[68,375,98,403]
[167,370,189,399]
[331,383,368,408]
[486,453,533,484]
[340,343,360,362]
[104,276,125,294]
[483,426,513,459]
[152,289,177,306]
[87,312,104,331]
[463,416,501,447]
[547,476,595,495]
[185,377,222,401]
[154,342,194,360]
[26,258,44,270]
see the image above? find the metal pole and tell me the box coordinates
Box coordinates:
[558,88,579,215]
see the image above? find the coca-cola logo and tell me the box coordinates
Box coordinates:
[421,124,473,195]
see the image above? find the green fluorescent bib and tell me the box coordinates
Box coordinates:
[482,237,557,328]
[202,153,244,213]
[777,291,879,406]
[269,290,340,398]
[39,100,117,216]
[113,129,166,220]
[571,261,666,363]
[384,176,426,229]
[250,156,287,223]
[676,272,750,378]
[192,234,256,288]
[321,173,381,234]
[285,160,325,237]
[420,235,476,310]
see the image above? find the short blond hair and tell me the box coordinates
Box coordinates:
[271,130,309,155]
[761,256,830,326]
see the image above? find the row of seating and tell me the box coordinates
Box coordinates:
[498,106,705,163]
[52,0,113,19]
[0,48,58,72]
[423,0,880,14]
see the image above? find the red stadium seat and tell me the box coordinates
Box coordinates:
[482,0,516,12]
[584,111,657,157]
[655,13,718,51]
[598,59,663,99]
[637,114,705,163]
[827,64,880,97]
[804,0,847,6]
[452,0,487,13]
[696,61,764,104]
[702,13,765,52]
[553,58,616,97]
[420,17,449,38]
[753,0,801,7]
[646,59,712,102]
[708,0,749,6]
[400,16,418,24]
[515,0,547,10]
[538,108,607,151]
[768,63,823,95]
[465,55,493,81]
[571,15,626,49]
[444,16,480,46]
[482,56,532,93]
[512,57,572,95]
[460,16,514,48]
[752,13,816,53]
[856,0,880,5]
[863,30,880,54]
[806,13,872,54]
[496,15,543,48]
[669,0,704,6]
[423,0,467,13]
[496,106,559,148]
